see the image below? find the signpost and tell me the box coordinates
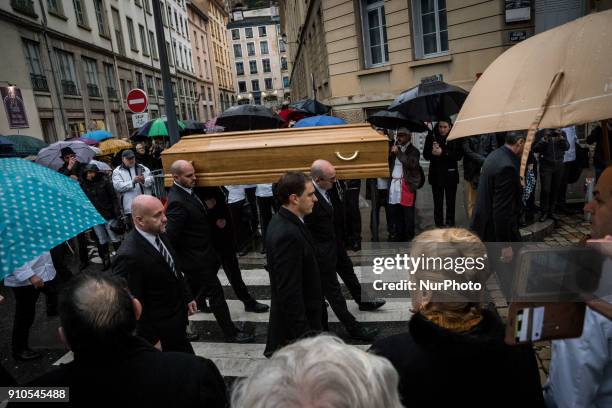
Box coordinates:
[126,88,148,113]
[131,112,149,129]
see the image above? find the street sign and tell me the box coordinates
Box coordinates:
[126,88,148,113]
[132,112,149,129]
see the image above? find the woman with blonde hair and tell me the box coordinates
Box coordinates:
[370,228,545,406]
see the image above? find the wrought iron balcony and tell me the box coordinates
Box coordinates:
[61,80,79,96]
[30,74,49,92]
[87,84,101,98]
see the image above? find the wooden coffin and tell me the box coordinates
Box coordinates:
[161,124,390,186]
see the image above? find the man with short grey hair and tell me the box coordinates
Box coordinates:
[231,335,403,408]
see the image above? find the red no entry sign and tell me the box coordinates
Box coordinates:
[126,88,148,113]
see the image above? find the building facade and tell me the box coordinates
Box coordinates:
[228,5,291,106]
[279,0,609,124]
[0,0,207,143]
[187,0,216,122]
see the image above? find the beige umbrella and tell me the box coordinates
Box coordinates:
[447,10,612,181]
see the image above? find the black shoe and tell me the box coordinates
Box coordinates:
[350,242,361,252]
[13,349,42,361]
[186,331,200,342]
[348,325,379,341]
[359,299,386,311]
[538,213,549,223]
[238,248,249,257]
[245,301,269,313]
[225,331,255,343]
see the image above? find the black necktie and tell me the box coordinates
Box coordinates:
[155,235,178,278]
[325,190,333,206]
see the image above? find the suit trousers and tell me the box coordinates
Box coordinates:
[319,260,357,331]
[539,163,564,215]
[389,203,416,242]
[370,189,390,241]
[335,242,363,305]
[245,187,259,234]
[185,266,237,339]
[219,250,255,305]
[229,200,250,252]
[11,283,57,353]
[432,184,457,227]
[50,243,73,283]
[139,314,194,354]
[256,196,275,243]
[344,186,362,245]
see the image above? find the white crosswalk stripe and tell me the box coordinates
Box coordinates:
[55,266,408,378]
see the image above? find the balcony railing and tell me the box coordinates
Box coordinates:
[11,0,37,18]
[107,87,118,99]
[87,84,101,98]
[30,74,49,92]
[61,80,79,96]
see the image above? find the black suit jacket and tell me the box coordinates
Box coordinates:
[264,207,323,357]
[304,187,338,272]
[165,184,219,274]
[470,146,522,242]
[21,336,228,408]
[112,229,191,332]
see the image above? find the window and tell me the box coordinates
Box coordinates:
[56,49,79,95]
[136,72,144,89]
[258,26,267,37]
[149,31,158,59]
[260,41,268,55]
[233,44,242,58]
[111,8,125,55]
[235,62,244,75]
[145,75,154,96]
[197,56,202,76]
[139,25,148,55]
[232,29,240,40]
[73,0,88,26]
[361,0,389,67]
[135,0,141,6]
[245,27,253,38]
[82,57,100,97]
[249,60,257,74]
[194,31,198,48]
[127,18,138,51]
[47,0,64,15]
[166,41,173,66]
[23,40,48,92]
[262,58,271,73]
[238,81,247,93]
[264,78,273,90]
[411,0,448,58]
[247,42,255,56]
[251,79,260,92]
[279,38,286,52]
[283,76,289,88]
[161,1,167,25]
[281,56,288,70]
[103,63,117,99]
[93,0,108,36]
[144,0,151,14]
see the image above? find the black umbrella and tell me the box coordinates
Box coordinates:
[181,120,207,136]
[367,110,429,133]
[290,99,331,115]
[388,80,468,122]
[216,105,284,131]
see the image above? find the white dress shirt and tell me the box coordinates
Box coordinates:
[313,180,332,205]
[226,185,246,203]
[4,252,56,287]
[255,183,274,198]
[135,226,175,265]
[562,126,577,162]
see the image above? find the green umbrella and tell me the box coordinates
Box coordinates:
[133,118,186,139]
[2,135,48,157]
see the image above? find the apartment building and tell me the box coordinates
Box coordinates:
[228,5,291,106]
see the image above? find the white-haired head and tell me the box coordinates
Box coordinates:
[231,335,403,408]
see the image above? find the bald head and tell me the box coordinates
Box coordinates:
[171,160,197,189]
[131,195,167,234]
[586,166,612,239]
[311,159,336,191]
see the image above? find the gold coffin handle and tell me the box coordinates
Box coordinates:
[335,150,359,161]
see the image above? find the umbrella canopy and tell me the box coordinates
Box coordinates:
[0,137,16,158]
[89,159,112,171]
[82,129,113,142]
[448,10,612,141]
[134,118,186,139]
[388,81,468,122]
[0,158,105,279]
[367,110,429,133]
[1,135,47,157]
[290,99,331,115]
[97,138,133,156]
[35,141,95,170]
[67,137,98,146]
[216,105,284,131]
[294,115,347,128]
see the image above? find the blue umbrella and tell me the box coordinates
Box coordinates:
[293,115,347,128]
[0,158,105,279]
[82,129,113,142]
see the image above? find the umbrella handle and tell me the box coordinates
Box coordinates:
[335,150,359,161]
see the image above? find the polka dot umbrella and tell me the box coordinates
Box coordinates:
[0,158,105,279]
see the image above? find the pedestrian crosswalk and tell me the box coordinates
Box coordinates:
[54,265,412,379]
